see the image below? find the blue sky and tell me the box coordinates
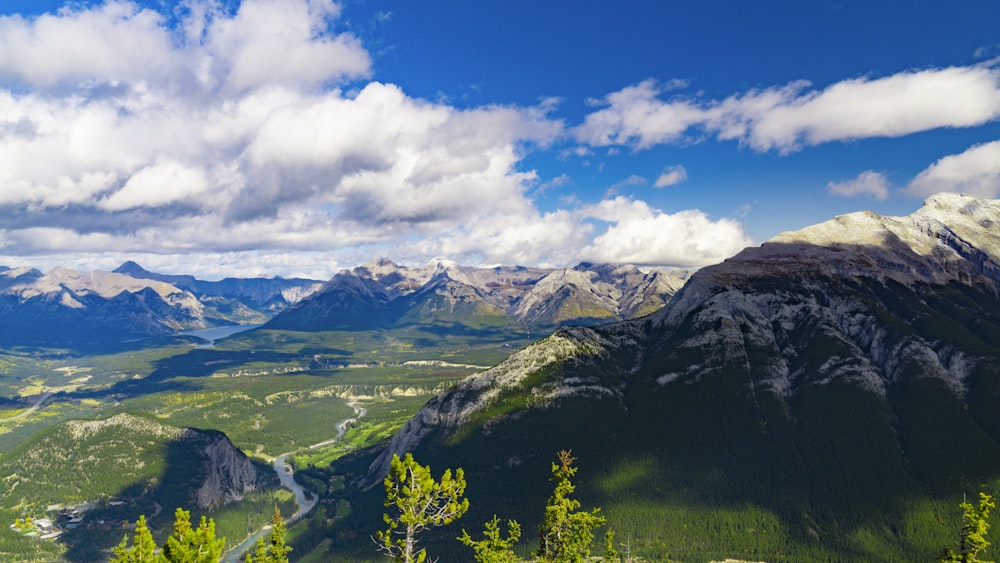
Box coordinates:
[1,0,999,279]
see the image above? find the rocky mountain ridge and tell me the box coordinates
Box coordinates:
[0,259,688,348]
[267,259,690,332]
[0,263,324,349]
[114,261,323,312]
[0,412,272,513]
[380,193,1000,460]
[361,193,1000,561]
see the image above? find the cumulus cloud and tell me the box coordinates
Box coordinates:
[906,140,1000,198]
[827,170,890,200]
[576,197,752,267]
[0,0,370,95]
[0,1,760,275]
[0,2,178,89]
[433,208,589,267]
[654,165,687,188]
[575,79,705,149]
[0,1,571,270]
[576,65,1000,154]
[101,161,211,210]
[202,0,371,94]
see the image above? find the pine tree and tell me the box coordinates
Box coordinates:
[603,529,620,562]
[161,508,225,563]
[943,492,996,563]
[245,507,292,563]
[376,452,469,563]
[535,450,606,563]
[110,509,225,563]
[458,514,522,563]
[110,515,159,563]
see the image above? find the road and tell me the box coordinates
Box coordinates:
[5,391,54,422]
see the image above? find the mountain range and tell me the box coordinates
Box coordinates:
[357,192,1000,562]
[265,259,690,333]
[0,264,323,349]
[0,259,688,350]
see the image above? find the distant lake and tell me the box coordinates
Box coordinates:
[178,324,262,347]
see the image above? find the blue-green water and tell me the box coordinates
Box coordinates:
[178,324,262,347]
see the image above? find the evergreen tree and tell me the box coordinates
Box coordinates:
[943,492,996,563]
[245,507,292,563]
[110,509,225,563]
[161,508,225,563]
[603,529,620,562]
[110,515,159,563]
[376,452,469,563]
[458,514,521,563]
[536,450,606,563]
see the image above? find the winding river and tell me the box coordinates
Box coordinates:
[222,401,366,563]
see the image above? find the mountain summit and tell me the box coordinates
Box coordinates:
[365,193,1000,562]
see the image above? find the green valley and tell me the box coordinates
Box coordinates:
[0,324,526,563]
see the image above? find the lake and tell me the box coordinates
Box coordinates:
[178,324,262,347]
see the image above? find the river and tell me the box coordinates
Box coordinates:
[221,400,365,563]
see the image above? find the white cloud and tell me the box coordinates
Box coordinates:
[974,44,1000,60]
[536,173,572,193]
[576,65,1000,154]
[0,0,587,274]
[101,161,211,210]
[575,79,706,149]
[827,170,890,200]
[0,2,178,89]
[8,0,952,277]
[433,209,589,267]
[0,0,370,96]
[654,165,687,188]
[607,174,647,194]
[722,66,1000,153]
[0,1,565,270]
[906,140,1000,198]
[0,249,346,281]
[577,197,752,267]
[203,0,370,94]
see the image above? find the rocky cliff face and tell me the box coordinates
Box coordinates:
[649,192,1000,399]
[188,430,267,508]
